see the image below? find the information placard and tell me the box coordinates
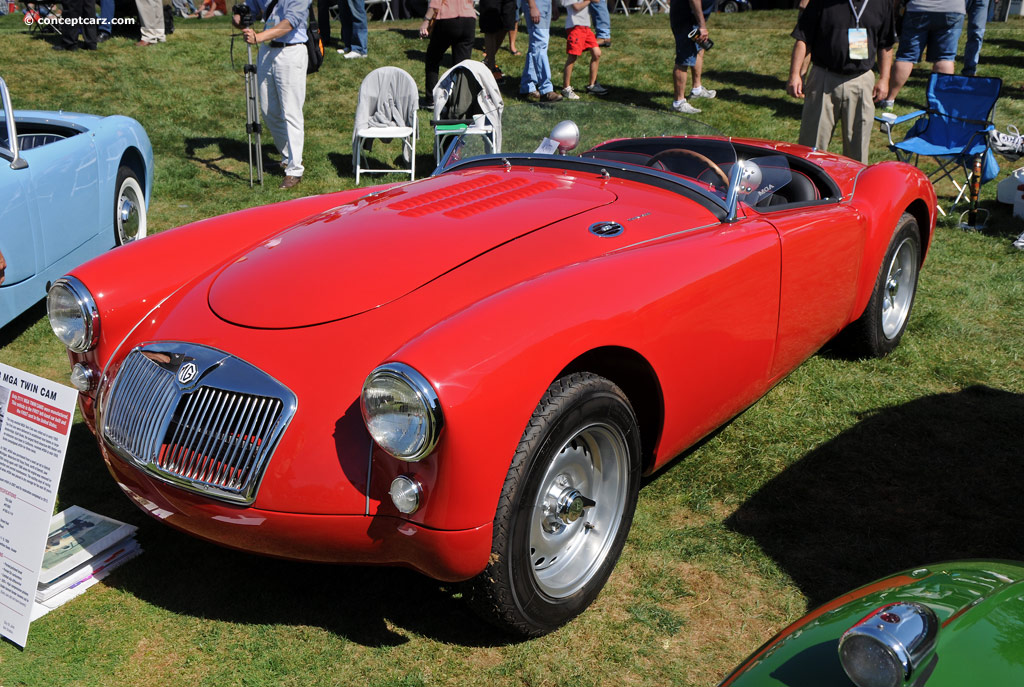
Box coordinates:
[0,362,77,647]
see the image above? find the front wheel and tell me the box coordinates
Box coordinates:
[113,165,147,246]
[469,372,641,636]
[845,213,921,357]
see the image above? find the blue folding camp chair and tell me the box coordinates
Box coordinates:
[877,73,1001,215]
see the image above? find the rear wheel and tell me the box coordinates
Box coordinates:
[114,165,147,246]
[846,213,921,357]
[470,372,641,636]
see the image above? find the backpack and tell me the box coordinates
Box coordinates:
[306,3,323,74]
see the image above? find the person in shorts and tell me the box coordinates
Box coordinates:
[669,0,717,114]
[560,0,608,100]
[881,0,965,108]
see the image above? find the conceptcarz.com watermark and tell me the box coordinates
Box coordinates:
[23,14,137,27]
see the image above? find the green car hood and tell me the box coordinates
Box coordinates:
[720,561,1024,687]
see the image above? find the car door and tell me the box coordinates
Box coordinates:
[19,130,102,267]
[763,201,865,379]
[0,149,41,287]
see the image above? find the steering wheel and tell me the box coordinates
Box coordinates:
[645,148,730,189]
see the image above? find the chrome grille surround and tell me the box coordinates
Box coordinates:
[101,342,297,505]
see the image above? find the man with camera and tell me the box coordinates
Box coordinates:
[669,0,717,115]
[233,0,308,189]
[786,0,895,165]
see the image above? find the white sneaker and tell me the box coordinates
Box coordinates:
[1015,230,1024,251]
[990,125,1023,160]
[671,100,701,114]
[343,50,367,59]
[562,86,580,101]
[690,85,716,99]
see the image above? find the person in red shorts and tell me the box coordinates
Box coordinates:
[560,0,609,100]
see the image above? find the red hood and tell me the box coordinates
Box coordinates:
[208,169,616,328]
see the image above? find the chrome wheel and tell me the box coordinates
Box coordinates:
[530,422,630,598]
[881,236,917,340]
[114,169,147,245]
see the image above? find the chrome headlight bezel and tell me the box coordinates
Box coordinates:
[47,276,100,353]
[360,362,443,462]
[838,602,938,687]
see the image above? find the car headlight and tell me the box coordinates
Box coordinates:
[838,602,938,687]
[47,277,100,353]
[360,362,443,461]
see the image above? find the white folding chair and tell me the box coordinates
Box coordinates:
[364,0,394,21]
[353,67,418,184]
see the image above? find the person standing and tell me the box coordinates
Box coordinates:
[480,0,517,81]
[787,0,895,164]
[882,0,964,106]
[961,0,988,75]
[54,0,98,49]
[589,0,610,47]
[338,0,368,58]
[519,0,563,101]
[418,0,476,107]
[135,0,166,45]
[234,0,309,189]
[669,0,717,114]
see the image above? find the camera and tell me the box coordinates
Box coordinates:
[688,27,713,51]
[232,3,252,27]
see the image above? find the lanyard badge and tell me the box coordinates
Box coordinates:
[847,0,869,60]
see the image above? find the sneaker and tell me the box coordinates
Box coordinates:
[541,91,563,102]
[989,125,1023,160]
[690,85,716,99]
[586,82,609,96]
[671,100,701,114]
[522,91,541,102]
[562,86,580,100]
[343,50,367,59]
[1015,230,1024,251]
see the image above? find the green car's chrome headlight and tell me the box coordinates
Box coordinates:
[838,602,938,687]
[360,362,443,461]
[47,277,100,353]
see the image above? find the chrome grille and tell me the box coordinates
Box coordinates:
[102,344,297,505]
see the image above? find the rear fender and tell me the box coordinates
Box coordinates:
[847,161,937,323]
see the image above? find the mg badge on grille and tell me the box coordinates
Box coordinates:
[177,361,198,386]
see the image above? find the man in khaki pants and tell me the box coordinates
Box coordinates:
[786,0,895,164]
[135,0,167,45]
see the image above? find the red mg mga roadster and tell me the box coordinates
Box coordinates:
[48,127,936,635]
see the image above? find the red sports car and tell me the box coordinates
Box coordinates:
[47,128,936,636]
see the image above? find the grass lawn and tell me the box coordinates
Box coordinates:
[1,8,1023,686]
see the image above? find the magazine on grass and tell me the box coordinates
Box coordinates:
[30,544,143,621]
[39,506,138,585]
[36,538,142,602]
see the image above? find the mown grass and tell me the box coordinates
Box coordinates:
[1,9,1023,687]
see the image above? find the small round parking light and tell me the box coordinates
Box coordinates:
[70,364,97,392]
[389,475,422,514]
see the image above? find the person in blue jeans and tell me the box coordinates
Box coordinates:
[520,0,563,101]
[338,0,368,57]
[588,0,610,46]
[961,0,988,75]
[883,0,964,106]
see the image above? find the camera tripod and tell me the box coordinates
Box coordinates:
[243,41,264,187]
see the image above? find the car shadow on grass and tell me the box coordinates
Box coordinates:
[725,385,1024,607]
[56,424,518,648]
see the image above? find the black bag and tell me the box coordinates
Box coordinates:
[306,3,323,74]
[264,0,323,74]
[164,3,175,33]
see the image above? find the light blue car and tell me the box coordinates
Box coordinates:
[1,75,153,329]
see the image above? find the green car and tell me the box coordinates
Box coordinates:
[719,561,1024,687]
